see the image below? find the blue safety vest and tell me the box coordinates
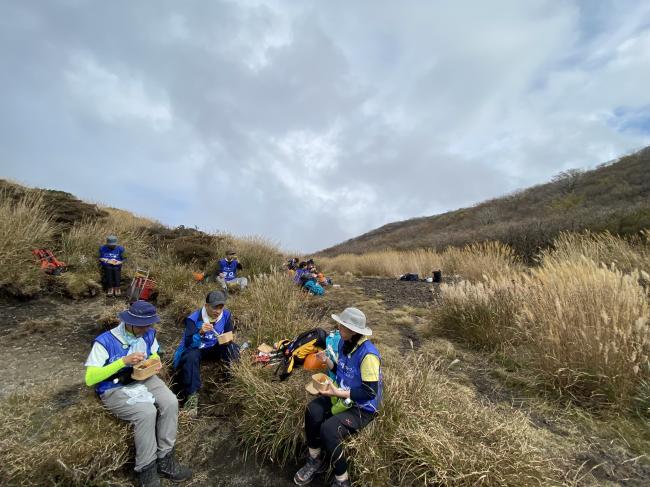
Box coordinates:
[94,328,155,396]
[219,259,239,281]
[172,308,231,367]
[336,339,382,413]
[99,245,125,267]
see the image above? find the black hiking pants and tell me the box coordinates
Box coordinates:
[305,396,375,476]
[102,265,122,290]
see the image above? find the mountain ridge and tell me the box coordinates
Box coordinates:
[319,146,650,260]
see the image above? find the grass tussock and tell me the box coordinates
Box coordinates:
[440,241,521,281]
[227,361,308,467]
[348,352,564,486]
[434,275,522,350]
[540,230,650,274]
[517,258,650,407]
[229,271,315,344]
[0,190,57,296]
[0,386,131,486]
[436,250,650,408]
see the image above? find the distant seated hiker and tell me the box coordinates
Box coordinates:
[301,271,325,296]
[317,272,333,287]
[84,301,192,487]
[287,257,299,277]
[99,235,126,297]
[293,261,309,284]
[214,250,247,291]
[294,308,382,487]
[173,290,240,415]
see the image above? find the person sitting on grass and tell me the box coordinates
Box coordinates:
[84,300,192,487]
[294,307,382,487]
[293,261,309,284]
[99,235,126,297]
[213,250,248,291]
[173,290,240,415]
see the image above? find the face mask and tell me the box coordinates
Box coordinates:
[123,326,141,347]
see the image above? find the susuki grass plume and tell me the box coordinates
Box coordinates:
[517,257,650,407]
[434,275,522,350]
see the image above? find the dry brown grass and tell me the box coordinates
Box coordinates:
[0,385,132,486]
[0,190,58,296]
[228,271,318,345]
[320,249,442,278]
[540,230,650,274]
[517,258,650,407]
[434,275,523,350]
[440,241,522,281]
[227,360,309,467]
[348,351,566,486]
[319,242,520,282]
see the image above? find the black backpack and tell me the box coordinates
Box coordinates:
[400,273,419,281]
[274,327,328,381]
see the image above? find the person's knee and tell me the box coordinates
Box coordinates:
[158,389,179,415]
[133,404,158,426]
[306,399,326,423]
[182,348,201,366]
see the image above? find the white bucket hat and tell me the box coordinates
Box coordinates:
[331,307,372,336]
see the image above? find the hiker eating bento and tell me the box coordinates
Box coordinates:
[98,235,126,297]
[173,290,240,415]
[294,307,382,487]
[214,249,248,291]
[84,300,192,487]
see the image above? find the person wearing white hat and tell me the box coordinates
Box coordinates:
[294,307,382,487]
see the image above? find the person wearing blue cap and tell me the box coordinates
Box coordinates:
[84,301,192,487]
[98,235,127,297]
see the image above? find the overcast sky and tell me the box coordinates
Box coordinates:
[1,1,650,252]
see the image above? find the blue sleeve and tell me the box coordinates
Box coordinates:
[119,246,127,261]
[216,260,223,273]
[223,312,234,333]
[183,317,202,349]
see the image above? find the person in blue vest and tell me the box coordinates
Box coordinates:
[294,307,382,487]
[173,290,240,415]
[98,235,127,297]
[214,250,247,291]
[84,301,192,487]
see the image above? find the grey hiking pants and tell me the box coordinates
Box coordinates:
[101,375,178,471]
[216,276,248,291]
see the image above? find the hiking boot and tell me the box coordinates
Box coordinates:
[158,448,192,482]
[330,478,351,487]
[136,461,161,487]
[106,289,114,297]
[294,454,324,485]
[114,288,122,296]
[183,393,198,417]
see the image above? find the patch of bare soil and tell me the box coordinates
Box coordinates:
[356,277,440,309]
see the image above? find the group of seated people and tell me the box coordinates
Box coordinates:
[287,257,332,296]
[85,294,380,487]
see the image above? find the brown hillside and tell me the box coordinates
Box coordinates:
[320,146,650,260]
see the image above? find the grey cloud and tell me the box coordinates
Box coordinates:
[1,1,650,252]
